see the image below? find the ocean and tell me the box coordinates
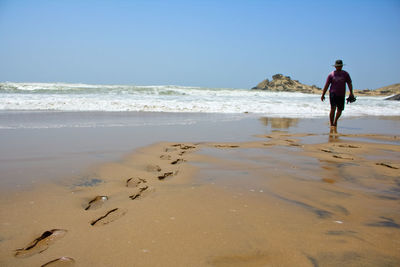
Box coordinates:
[1,82,399,190]
[0,82,399,129]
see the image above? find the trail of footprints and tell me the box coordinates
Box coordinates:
[13,139,399,265]
[13,143,197,266]
[319,143,399,168]
[319,144,358,161]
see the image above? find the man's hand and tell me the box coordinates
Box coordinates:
[346,93,356,104]
[321,95,325,101]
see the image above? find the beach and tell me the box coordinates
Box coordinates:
[2,0,400,265]
[0,112,399,266]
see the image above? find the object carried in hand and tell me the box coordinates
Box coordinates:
[346,95,356,104]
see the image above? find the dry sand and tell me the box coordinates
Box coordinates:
[0,117,399,266]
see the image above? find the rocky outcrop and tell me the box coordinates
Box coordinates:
[252,74,399,96]
[384,94,400,101]
[356,83,400,97]
[251,74,321,94]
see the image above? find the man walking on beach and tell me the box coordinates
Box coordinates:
[321,59,354,127]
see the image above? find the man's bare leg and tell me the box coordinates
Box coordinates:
[330,107,336,126]
[333,109,342,126]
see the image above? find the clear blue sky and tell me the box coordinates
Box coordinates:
[1,0,399,89]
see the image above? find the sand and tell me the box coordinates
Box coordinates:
[0,114,399,266]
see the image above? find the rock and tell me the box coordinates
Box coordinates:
[384,94,400,101]
[251,74,321,94]
[253,75,399,96]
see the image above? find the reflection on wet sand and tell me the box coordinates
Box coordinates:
[329,126,340,142]
[259,117,299,129]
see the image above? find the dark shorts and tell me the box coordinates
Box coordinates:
[329,92,345,111]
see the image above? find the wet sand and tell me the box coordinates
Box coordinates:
[0,114,399,266]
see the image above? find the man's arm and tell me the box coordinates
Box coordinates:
[346,72,354,96]
[321,80,330,101]
[348,82,354,96]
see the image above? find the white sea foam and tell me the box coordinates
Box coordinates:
[0,82,399,117]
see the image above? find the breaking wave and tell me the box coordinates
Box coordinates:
[0,82,399,117]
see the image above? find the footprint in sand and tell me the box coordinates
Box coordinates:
[171,158,185,165]
[288,143,302,147]
[160,154,172,160]
[376,162,399,169]
[146,164,162,172]
[90,208,127,226]
[15,229,67,258]
[172,144,196,150]
[165,147,178,152]
[366,216,400,229]
[158,172,174,180]
[126,177,147,188]
[333,154,354,160]
[262,142,275,146]
[338,144,360,148]
[163,143,197,156]
[41,256,75,266]
[127,177,151,200]
[84,196,108,210]
[129,185,149,200]
[214,144,240,148]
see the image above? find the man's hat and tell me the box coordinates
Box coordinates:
[333,59,344,67]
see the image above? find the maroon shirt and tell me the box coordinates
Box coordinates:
[326,70,352,96]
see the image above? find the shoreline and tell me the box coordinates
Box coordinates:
[0,114,399,266]
[1,112,399,192]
